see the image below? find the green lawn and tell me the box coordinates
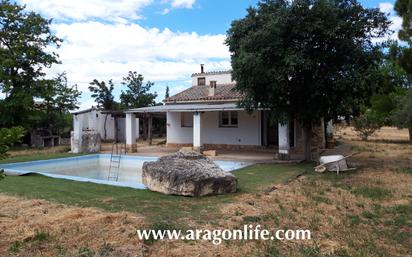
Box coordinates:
[0,152,86,164]
[0,153,310,223]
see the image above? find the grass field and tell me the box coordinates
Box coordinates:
[0,163,307,223]
[0,128,411,257]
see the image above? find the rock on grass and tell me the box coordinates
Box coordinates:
[142,152,237,197]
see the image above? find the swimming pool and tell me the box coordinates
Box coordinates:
[0,154,249,189]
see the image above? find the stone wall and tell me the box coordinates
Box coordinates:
[290,120,326,160]
[71,131,101,153]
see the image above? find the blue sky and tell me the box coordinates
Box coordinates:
[15,0,399,109]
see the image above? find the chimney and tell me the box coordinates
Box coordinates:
[209,81,216,97]
[200,64,204,73]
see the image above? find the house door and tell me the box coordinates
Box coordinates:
[261,111,278,147]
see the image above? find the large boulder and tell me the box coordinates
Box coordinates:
[142,151,237,197]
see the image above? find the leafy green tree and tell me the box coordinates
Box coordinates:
[0,126,25,180]
[352,109,382,141]
[392,89,412,143]
[89,79,118,139]
[226,0,390,160]
[0,0,61,128]
[364,42,411,127]
[0,126,25,159]
[395,0,412,74]
[120,71,157,108]
[89,79,116,110]
[165,86,170,99]
[40,73,81,135]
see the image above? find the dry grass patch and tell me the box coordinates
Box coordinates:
[0,195,146,257]
[0,128,411,256]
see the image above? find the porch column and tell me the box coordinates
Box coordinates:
[193,112,203,152]
[71,114,83,153]
[326,120,334,139]
[278,121,290,159]
[126,113,137,152]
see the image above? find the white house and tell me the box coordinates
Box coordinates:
[125,65,327,160]
[70,107,140,153]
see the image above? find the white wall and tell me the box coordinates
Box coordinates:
[201,111,261,145]
[96,113,115,140]
[192,73,233,86]
[167,112,193,144]
[166,111,261,146]
[74,111,138,141]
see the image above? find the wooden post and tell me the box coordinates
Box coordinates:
[114,116,119,143]
[148,115,153,145]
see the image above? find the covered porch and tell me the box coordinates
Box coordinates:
[125,103,295,159]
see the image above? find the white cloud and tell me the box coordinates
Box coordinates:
[375,2,403,42]
[18,0,153,21]
[161,0,196,15]
[44,21,230,108]
[161,8,171,15]
[379,3,394,15]
[18,0,198,21]
[169,0,196,9]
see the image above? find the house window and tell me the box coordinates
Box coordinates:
[197,77,206,86]
[219,111,238,127]
[181,113,193,127]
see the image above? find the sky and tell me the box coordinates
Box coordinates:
[15,0,401,110]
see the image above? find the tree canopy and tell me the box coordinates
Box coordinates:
[120,71,157,109]
[89,79,117,110]
[0,0,62,127]
[165,85,170,99]
[226,0,391,159]
[392,89,412,142]
[395,0,412,74]
[40,73,81,135]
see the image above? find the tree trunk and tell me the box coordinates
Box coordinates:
[303,125,313,162]
[409,128,412,144]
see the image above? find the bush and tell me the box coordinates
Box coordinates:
[0,126,25,159]
[352,110,381,141]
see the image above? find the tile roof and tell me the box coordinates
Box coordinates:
[127,103,243,113]
[164,83,242,103]
[191,70,232,77]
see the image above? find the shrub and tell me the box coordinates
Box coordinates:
[0,126,26,159]
[352,110,381,141]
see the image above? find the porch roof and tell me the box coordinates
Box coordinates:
[126,103,245,113]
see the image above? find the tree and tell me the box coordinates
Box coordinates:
[120,71,157,108]
[39,73,81,135]
[0,126,25,180]
[165,85,170,99]
[392,89,412,143]
[352,109,382,141]
[395,0,412,75]
[0,0,61,128]
[0,126,25,159]
[226,0,390,160]
[89,79,117,140]
[89,79,116,110]
[364,42,411,127]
